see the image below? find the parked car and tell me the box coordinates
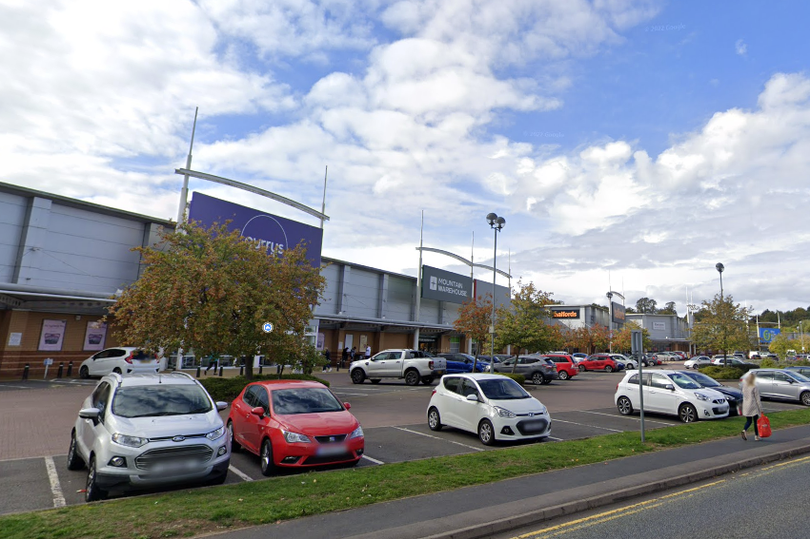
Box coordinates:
[67,372,230,502]
[349,349,447,386]
[537,354,578,380]
[437,353,488,374]
[492,355,558,385]
[711,356,758,368]
[614,370,729,423]
[579,353,621,373]
[675,370,743,416]
[78,347,160,379]
[786,366,810,377]
[228,380,364,475]
[611,354,636,369]
[684,356,712,369]
[426,373,552,445]
[744,368,810,406]
[571,353,588,364]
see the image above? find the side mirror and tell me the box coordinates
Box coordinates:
[79,407,100,420]
[466,393,479,402]
[344,402,351,410]
[250,406,266,416]
[665,384,675,391]
[216,401,228,411]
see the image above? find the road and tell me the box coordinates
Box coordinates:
[0,366,802,515]
[494,453,810,539]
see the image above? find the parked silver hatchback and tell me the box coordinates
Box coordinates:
[745,368,810,406]
[67,372,230,502]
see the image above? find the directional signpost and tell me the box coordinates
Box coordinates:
[631,330,645,441]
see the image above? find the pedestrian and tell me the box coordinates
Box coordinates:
[365,344,371,359]
[205,355,219,375]
[341,347,349,370]
[741,371,764,441]
[350,346,357,361]
[322,348,332,373]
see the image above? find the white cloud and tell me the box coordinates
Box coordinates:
[735,38,747,56]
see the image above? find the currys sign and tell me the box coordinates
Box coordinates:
[188,192,323,267]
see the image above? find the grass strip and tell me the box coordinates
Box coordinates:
[3,408,809,539]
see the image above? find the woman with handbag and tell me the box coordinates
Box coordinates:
[741,371,764,441]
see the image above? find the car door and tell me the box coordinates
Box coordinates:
[231,385,260,453]
[753,371,775,398]
[78,381,112,457]
[646,373,678,414]
[366,351,395,377]
[438,376,465,428]
[454,378,483,433]
[87,349,112,376]
[241,385,270,453]
[772,372,800,401]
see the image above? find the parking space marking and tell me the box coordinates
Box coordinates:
[579,409,674,426]
[0,384,32,389]
[393,427,485,452]
[228,464,253,482]
[44,456,66,508]
[552,419,623,433]
[548,436,564,442]
[362,455,385,465]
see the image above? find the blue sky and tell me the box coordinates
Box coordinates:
[1,0,809,315]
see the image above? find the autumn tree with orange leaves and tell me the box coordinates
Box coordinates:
[453,294,494,370]
[107,220,326,379]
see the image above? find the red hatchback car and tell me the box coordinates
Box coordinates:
[539,354,578,380]
[578,353,620,372]
[227,380,364,475]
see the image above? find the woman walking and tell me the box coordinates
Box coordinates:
[741,371,764,441]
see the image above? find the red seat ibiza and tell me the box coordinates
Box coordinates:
[227,380,364,475]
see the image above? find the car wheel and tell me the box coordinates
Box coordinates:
[370,379,381,384]
[605,365,613,373]
[260,439,276,477]
[617,396,633,416]
[427,407,443,431]
[478,419,495,446]
[679,403,698,423]
[112,367,122,374]
[79,366,89,379]
[350,369,366,384]
[578,365,586,372]
[85,456,107,502]
[67,430,84,470]
[532,372,543,385]
[801,392,810,407]
[404,369,420,386]
[421,376,435,385]
[227,420,241,453]
[558,371,569,381]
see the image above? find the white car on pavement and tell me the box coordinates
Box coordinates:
[79,347,160,379]
[614,370,729,423]
[426,373,552,445]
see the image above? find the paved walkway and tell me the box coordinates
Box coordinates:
[214,423,810,539]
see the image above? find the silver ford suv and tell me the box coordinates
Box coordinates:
[67,372,230,502]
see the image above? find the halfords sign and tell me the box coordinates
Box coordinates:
[421,266,472,304]
[188,192,323,267]
[551,309,580,319]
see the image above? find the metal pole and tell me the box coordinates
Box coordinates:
[176,107,198,226]
[491,226,497,362]
[413,211,424,350]
[320,166,328,230]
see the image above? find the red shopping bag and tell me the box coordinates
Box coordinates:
[757,414,772,438]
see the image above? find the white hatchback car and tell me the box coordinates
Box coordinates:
[614,370,729,423]
[79,347,160,378]
[426,373,552,445]
[684,356,712,369]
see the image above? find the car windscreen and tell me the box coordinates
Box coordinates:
[477,378,531,400]
[112,385,213,418]
[271,388,344,414]
[669,372,701,389]
[687,372,721,387]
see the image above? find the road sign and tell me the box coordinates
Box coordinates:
[262,322,274,333]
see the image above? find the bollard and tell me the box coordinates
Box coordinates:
[67,361,73,377]
[57,362,64,379]
[196,365,201,378]
[219,365,223,377]
[259,364,263,375]
[22,364,29,380]
[240,364,244,376]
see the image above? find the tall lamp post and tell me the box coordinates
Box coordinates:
[487,213,506,364]
[716,262,726,365]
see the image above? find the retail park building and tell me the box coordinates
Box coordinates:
[0,181,689,378]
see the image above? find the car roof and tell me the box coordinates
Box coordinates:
[248,380,328,390]
[444,373,520,381]
[103,372,199,387]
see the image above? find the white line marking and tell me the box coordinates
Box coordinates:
[228,464,253,482]
[0,384,32,389]
[362,455,385,465]
[548,436,564,441]
[579,409,674,426]
[393,426,485,452]
[552,419,624,433]
[44,456,66,508]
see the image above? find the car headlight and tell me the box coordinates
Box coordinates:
[112,433,148,448]
[694,393,709,401]
[494,406,516,418]
[348,426,364,439]
[206,425,226,441]
[283,430,312,443]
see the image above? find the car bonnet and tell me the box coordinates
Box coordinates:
[112,412,223,439]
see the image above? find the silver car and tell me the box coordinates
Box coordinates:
[67,372,230,502]
[746,368,810,406]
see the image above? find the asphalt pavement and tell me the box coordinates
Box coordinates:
[212,422,810,539]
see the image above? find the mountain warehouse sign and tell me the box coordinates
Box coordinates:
[421,266,472,304]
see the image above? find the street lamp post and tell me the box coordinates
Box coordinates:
[716,263,726,365]
[487,213,506,366]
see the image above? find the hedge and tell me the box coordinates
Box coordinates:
[199,374,330,402]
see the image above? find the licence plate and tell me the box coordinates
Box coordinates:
[316,444,347,456]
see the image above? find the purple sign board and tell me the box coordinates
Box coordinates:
[188,192,323,267]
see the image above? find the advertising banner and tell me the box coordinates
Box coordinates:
[421,266,473,304]
[759,327,781,343]
[551,309,580,319]
[83,321,107,351]
[611,302,626,324]
[188,192,323,267]
[38,319,66,351]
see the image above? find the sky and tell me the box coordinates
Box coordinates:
[2,0,810,316]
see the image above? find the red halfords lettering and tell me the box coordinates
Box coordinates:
[436,278,468,297]
[552,311,578,318]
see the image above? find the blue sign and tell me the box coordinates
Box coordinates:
[188,192,323,267]
[759,328,781,343]
[262,322,274,333]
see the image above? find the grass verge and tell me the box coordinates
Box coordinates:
[3,408,810,539]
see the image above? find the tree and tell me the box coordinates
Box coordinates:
[566,324,610,354]
[659,301,677,315]
[612,321,652,353]
[494,281,557,372]
[453,294,494,371]
[689,294,753,364]
[107,220,326,379]
[635,297,658,314]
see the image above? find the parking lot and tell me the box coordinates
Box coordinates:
[0,367,803,515]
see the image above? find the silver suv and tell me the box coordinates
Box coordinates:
[67,372,230,502]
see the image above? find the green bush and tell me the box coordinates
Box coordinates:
[199,374,330,402]
[700,366,750,381]
[495,372,526,385]
[760,358,778,368]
